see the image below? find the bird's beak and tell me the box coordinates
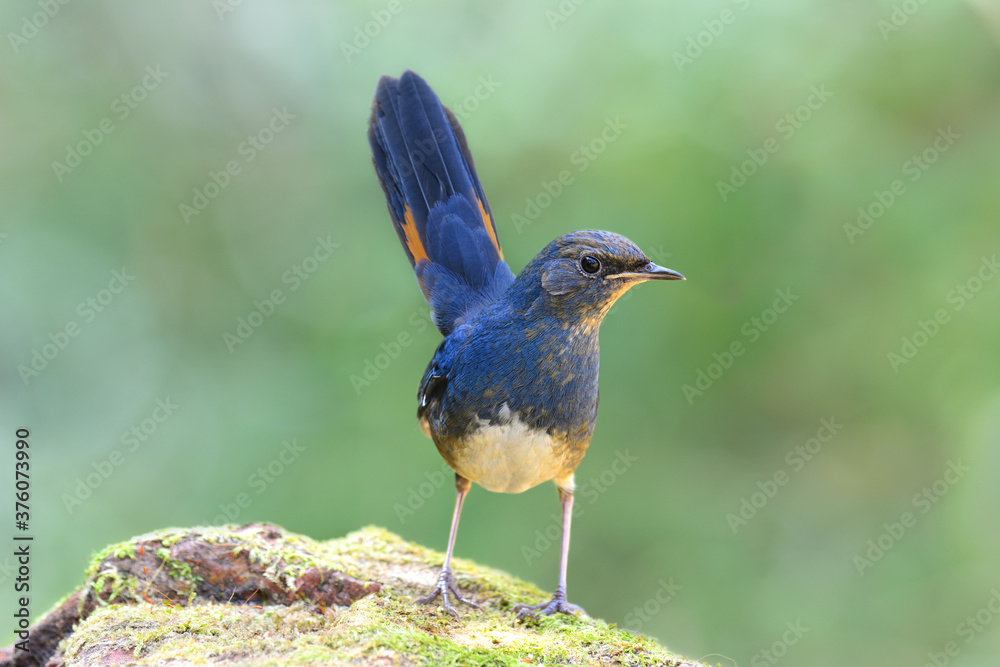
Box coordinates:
[608,263,686,281]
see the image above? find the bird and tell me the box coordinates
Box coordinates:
[367,70,684,618]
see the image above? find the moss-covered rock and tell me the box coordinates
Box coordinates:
[0,524,707,666]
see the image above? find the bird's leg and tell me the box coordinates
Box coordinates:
[415,473,482,616]
[514,486,586,619]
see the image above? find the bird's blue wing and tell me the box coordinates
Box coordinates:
[368,70,515,335]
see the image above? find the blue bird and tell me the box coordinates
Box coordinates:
[368,70,684,618]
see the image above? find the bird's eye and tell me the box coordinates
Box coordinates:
[580,256,601,274]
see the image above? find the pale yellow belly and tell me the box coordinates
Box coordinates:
[446,417,570,494]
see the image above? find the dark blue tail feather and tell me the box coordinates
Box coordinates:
[368,70,514,335]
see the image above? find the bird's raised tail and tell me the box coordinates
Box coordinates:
[368,70,515,335]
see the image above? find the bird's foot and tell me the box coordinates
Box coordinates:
[513,588,586,619]
[415,568,482,617]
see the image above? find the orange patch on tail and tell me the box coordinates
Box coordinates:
[477,197,504,260]
[402,206,429,264]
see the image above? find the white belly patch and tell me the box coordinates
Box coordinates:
[449,412,568,494]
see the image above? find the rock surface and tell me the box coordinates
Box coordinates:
[0,524,706,666]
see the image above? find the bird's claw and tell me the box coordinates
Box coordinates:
[513,589,586,619]
[415,568,482,617]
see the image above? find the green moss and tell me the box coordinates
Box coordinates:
[89,566,132,605]
[84,542,136,578]
[152,546,197,584]
[46,525,703,666]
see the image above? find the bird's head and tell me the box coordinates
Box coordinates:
[514,230,684,322]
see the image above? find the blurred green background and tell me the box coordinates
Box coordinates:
[2,1,999,665]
